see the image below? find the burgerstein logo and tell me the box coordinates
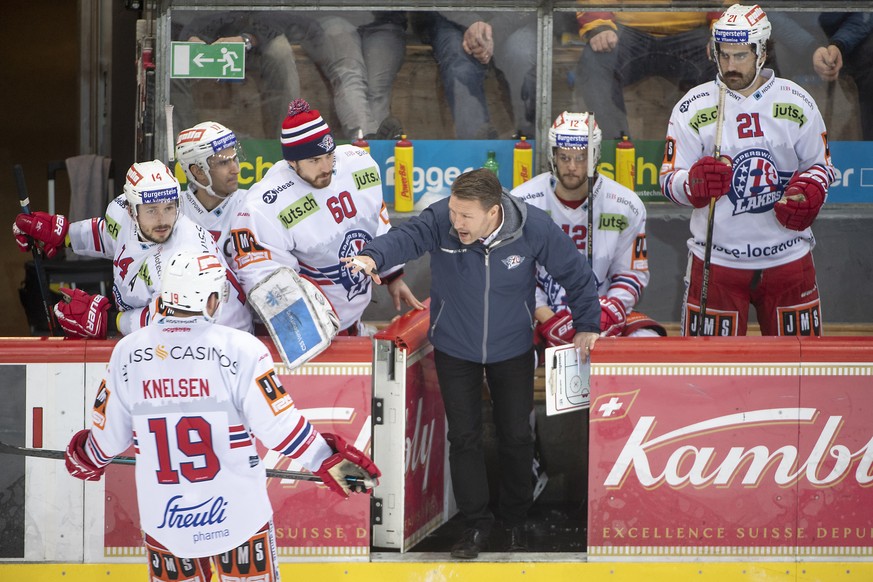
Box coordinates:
[603,407,873,489]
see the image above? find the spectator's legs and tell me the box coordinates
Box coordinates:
[575,24,642,139]
[493,20,537,137]
[257,35,302,138]
[360,19,406,130]
[843,33,873,141]
[653,27,717,93]
[430,16,494,139]
[303,16,377,138]
[433,349,494,532]
[485,348,536,527]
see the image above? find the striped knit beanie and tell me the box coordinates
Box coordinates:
[281,99,336,161]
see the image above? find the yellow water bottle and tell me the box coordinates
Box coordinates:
[394,134,414,212]
[513,136,533,188]
[615,133,635,191]
[352,129,370,154]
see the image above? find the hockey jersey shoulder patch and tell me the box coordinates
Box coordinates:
[352,166,381,190]
[256,369,294,415]
[278,194,319,228]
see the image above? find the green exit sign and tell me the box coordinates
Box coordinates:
[171,42,246,79]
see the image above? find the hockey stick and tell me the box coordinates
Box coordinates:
[13,164,59,336]
[698,84,727,336]
[0,440,376,488]
[586,112,596,264]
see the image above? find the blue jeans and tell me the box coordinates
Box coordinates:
[575,24,715,139]
[493,18,537,137]
[434,347,535,530]
[428,15,493,139]
[301,14,405,138]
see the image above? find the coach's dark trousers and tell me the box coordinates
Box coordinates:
[434,347,535,532]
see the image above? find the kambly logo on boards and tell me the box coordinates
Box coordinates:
[599,406,873,489]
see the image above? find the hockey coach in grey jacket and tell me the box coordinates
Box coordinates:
[345,168,599,558]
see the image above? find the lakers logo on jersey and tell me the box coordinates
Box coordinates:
[729,148,783,215]
[339,230,373,301]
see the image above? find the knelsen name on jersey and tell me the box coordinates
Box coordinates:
[127,344,239,374]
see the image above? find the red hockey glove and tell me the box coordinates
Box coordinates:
[687,156,732,208]
[774,175,826,231]
[65,429,105,481]
[13,212,69,259]
[599,296,627,337]
[314,432,381,498]
[536,310,575,348]
[54,288,110,339]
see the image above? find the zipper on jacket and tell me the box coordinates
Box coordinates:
[482,249,490,363]
[430,299,446,336]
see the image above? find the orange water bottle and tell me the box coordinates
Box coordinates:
[352,129,370,153]
[394,134,414,212]
[615,134,635,191]
[513,136,533,188]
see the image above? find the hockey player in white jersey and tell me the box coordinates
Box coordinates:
[512,111,663,343]
[175,121,247,263]
[229,99,423,335]
[13,160,252,337]
[660,4,835,336]
[63,250,380,582]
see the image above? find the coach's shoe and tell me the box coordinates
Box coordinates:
[507,525,528,552]
[451,528,489,559]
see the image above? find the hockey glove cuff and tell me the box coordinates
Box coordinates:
[536,310,575,348]
[687,156,732,208]
[314,432,381,498]
[54,289,110,339]
[13,212,69,258]
[600,296,627,337]
[65,429,105,481]
[775,175,826,231]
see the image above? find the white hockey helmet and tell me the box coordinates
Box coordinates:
[123,160,180,219]
[711,4,771,73]
[160,251,228,319]
[175,121,240,199]
[548,111,602,173]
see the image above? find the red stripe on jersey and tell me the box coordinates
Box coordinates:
[89,217,104,253]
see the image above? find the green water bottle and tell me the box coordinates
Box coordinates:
[483,150,499,177]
